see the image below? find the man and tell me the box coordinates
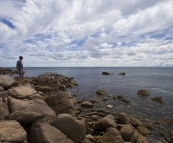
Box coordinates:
[16,56,24,86]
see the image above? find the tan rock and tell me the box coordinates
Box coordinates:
[81,101,93,107]
[136,126,151,135]
[137,89,150,96]
[51,114,86,143]
[0,101,9,120]
[97,127,125,143]
[130,130,148,143]
[0,120,26,142]
[120,124,135,141]
[45,92,75,116]
[96,89,107,95]
[159,118,172,125]
[31,121,73,143]
[94,114,117,130]
[0,85,4,91]
[8,96,56,117]
[118,113,143,127]
[0,75,15,89]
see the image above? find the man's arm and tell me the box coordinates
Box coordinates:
[16,62,18,72]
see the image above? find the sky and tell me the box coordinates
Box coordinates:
[0,0,173,67]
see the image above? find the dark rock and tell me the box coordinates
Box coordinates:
[0,120,27,142]
[137,89,150,96]
[51,114,86,143]
[5,111,45,124]
[102,72,110,75]
[119,72,125,75]
[31,121,73,143]
[113,95,117,100]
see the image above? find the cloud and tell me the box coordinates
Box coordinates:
[0,0,173,67]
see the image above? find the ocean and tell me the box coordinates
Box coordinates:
[10,67,173,121]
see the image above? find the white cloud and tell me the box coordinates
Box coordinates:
[0,0,173,67]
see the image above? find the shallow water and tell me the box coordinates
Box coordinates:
[10,67,173,120]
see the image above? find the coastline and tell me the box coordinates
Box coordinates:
[0,67,173,143]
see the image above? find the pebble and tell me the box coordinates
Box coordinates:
[107,105,113,109]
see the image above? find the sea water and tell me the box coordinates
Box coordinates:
[10,67,173,120]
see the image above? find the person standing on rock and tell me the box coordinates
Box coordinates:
[16,56,24,86]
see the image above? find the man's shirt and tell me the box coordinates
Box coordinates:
[17,60,23,70]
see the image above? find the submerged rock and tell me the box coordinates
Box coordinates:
[96,89,107,95]
[137,89,150,96]
[151,97,163,104]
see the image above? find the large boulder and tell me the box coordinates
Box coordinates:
[0,75,15,89]
[137,89,150,96]
[8,84,42,99]
[31,121,73,143]
[8,96,56,118]
[97,127,125,143]
[96,89,107,95]
[94,114,117,130]
[45,92,76,116]
[5,111,45,125]
[0,120,27,142]
[0,100,9,120]
[51,114,86,143]
[119,124,135,141]
[118,113,143,127]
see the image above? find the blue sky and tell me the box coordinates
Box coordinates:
[0,0,173,67]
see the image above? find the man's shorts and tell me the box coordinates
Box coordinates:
[18,70,24,77]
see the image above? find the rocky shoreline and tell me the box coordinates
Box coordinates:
[0,68,173,143]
